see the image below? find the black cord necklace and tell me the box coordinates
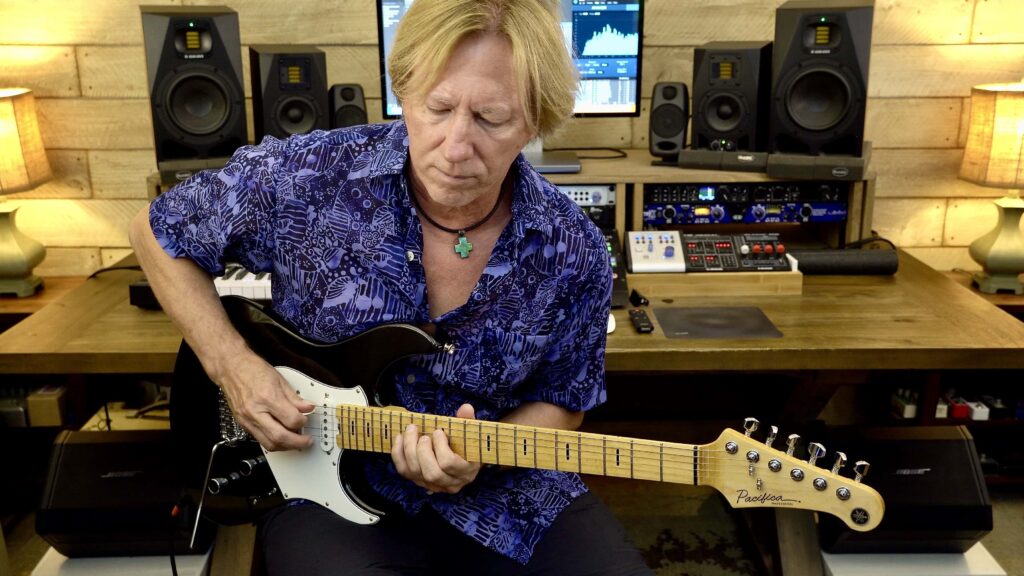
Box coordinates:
[411,183,505,259]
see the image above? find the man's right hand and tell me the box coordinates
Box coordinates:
[214,352,316,451]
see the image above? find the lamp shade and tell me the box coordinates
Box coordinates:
[959,83,1024,189]
[0,88,52,195]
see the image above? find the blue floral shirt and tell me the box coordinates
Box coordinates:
[150,121,612,564]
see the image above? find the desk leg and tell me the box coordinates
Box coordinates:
[775,509,823,576]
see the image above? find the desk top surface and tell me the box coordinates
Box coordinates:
[1,251,1022,375]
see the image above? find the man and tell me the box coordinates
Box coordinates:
[130,0,651,573]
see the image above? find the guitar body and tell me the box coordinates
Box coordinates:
[170,296,447,525]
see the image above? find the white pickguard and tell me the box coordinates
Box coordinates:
[261,366,380,525]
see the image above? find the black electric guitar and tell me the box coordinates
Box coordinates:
[171,296,884,536]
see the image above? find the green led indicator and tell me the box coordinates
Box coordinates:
[820,17,826,22]
[188,21,195,27]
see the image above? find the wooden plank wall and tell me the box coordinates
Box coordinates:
[1,0,1023,275]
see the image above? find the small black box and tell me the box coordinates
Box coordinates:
[819,425,992,554]
[36,429,214,557]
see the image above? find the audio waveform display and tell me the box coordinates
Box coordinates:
[581,24,639,57]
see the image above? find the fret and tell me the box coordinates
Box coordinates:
[535,429,557,471]
[604,438,633,478]
[446,416,464,458]
[478,421,499,465]
[512,426,518,468]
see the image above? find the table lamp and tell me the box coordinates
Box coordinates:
[0,88,51,297]
[958,82,1024,295]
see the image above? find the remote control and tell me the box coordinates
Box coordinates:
[628,308,654,333]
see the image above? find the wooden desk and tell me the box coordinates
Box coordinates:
[3,252,1020,375]
[4,251,1023,576]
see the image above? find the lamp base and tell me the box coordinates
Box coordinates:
[971,270,1024,295]
[0,275,43,297]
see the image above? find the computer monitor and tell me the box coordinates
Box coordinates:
[376,0,644,172]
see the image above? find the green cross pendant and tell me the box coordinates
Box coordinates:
[453,233,474,258]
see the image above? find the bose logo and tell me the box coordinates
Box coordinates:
[737,154,754,162]
[832,167,850,178]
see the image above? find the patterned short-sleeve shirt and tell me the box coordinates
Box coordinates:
[149,120,612,564]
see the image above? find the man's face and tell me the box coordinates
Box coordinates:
[403,33,535,211]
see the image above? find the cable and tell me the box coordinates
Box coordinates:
[87,265,142,279]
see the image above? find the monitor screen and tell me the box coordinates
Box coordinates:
[376,0,643,119]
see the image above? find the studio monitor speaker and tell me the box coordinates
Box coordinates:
[769,0,873,157]
[329,84,368,129]
[250,45,328,140]
[649,82,689,162]
[141,6,247,169]
[692,41,772,153]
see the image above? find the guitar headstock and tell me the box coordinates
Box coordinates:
[700,418,884,532]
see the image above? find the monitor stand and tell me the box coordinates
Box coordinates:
[522,138,581,174]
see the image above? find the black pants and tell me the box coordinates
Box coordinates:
[257,491,653,575]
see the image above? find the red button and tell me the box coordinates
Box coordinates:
[764,244,775,255]
[777,244,786,254]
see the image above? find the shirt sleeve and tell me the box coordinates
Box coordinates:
[520,235,612,413]
[148,136,288,276]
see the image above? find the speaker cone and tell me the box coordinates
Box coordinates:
[785,68,851,131]
[166,72,230,136]
[652,104,686,139]
[704,93,744,133]
[275,96,317,135]
[334,106,367,128]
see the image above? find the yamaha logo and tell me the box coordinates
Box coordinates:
[737,154,754,162]
[810,49,832,55]
[183,53,205,60]
[831,167,850,178]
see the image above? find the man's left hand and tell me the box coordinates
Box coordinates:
[392,403,482,494]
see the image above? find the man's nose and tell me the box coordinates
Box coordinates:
[442,114,474,163]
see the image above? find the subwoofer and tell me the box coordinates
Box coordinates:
[329,84,368,129]
[250,45,328,140]
[141,6,247,172]
[649,82,689,163]
[768,0,873,157]
[692,42,772,153]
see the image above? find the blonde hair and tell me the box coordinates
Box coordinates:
[388,0,578,139]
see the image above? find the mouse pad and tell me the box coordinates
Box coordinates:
[653,306,783,339]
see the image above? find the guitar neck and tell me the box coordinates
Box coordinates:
[335,405,701,485]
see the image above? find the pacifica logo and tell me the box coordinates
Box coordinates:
[735,489,801,506]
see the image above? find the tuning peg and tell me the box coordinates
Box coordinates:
[743,417,759,437]
[854,460,871,483]
[807,442,826,467]
[786,434,800,456]
[831,451,847,475]
[765,426,779,449]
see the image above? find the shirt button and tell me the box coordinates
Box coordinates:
[406,250,416,262]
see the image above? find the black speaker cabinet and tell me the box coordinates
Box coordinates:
[36,429,215,557]
[768,0,873,157]
[692,41,772,153]
[649,82,689,162]
[250,45,329,140]
[329,83,368,129]
[141,6,247,169]
[819,426,992,554]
